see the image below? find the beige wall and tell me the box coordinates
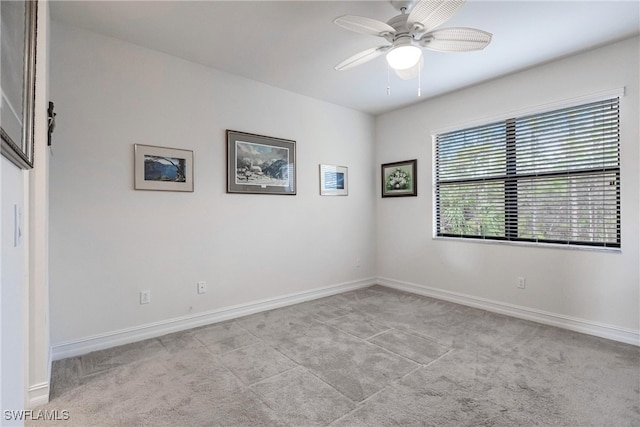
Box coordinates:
[376,36,640,342]
[49,22,377,352]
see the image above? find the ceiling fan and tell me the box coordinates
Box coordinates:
[334,0,492,80]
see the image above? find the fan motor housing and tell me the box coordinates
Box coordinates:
[386,14,415,43]
[387,13,410,31]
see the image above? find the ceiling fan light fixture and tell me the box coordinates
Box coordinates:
[386,45,422,70]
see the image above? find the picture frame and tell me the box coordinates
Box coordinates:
[134,144,194,192]
[319,164,348,196]
[1,0,38,169]
[227,130,296,195]
[381,159,417,198]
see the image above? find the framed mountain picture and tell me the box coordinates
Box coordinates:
[227,130,296,195]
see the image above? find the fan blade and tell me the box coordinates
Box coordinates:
[334,15,396,37]
[420,27,492,52]
[335,46,392,71]
[394,56,425,80]
[407,0,465,32]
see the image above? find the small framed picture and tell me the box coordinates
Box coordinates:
[134,144,194,192]
[381,159,417,198]
[319,164,348,196]
[227,130,296,195]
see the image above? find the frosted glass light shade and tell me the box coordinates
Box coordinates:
[386,45,422,70]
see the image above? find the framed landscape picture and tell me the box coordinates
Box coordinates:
[381,159,417,198]
[319,164,348,196]
[134,144,194,192]
[227,130,296,195]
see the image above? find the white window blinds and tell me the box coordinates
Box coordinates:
[434,97,620,248]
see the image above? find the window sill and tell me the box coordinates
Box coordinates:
[432,235,622,253]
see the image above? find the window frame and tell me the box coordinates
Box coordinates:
[432,89,624,251]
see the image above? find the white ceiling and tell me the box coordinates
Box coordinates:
[50,0,640,116]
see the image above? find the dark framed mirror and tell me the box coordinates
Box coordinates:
[1,0,38,169]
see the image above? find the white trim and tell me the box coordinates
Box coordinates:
[431,87,625,136]
[50,276,638,361]
[27,382,50,408]
[377,277,639,347]
[431,235,622,254]
[431,137,438,237]
[51,278,376,360]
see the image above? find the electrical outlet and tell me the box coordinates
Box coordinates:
[140,290,151,304]
[517,277,526,289]
[356,258,361,268]
[197,281,207,294]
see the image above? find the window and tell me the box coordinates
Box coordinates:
[434,97,620,248]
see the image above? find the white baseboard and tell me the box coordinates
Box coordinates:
[51,275,638,361]
[377,277,640,346]
[51,277,376,361]
[27,382,50,408]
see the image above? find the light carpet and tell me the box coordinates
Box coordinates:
[32,285,640,426]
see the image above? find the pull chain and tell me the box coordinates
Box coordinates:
[386,63,391,96]
[418,60,422,97]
